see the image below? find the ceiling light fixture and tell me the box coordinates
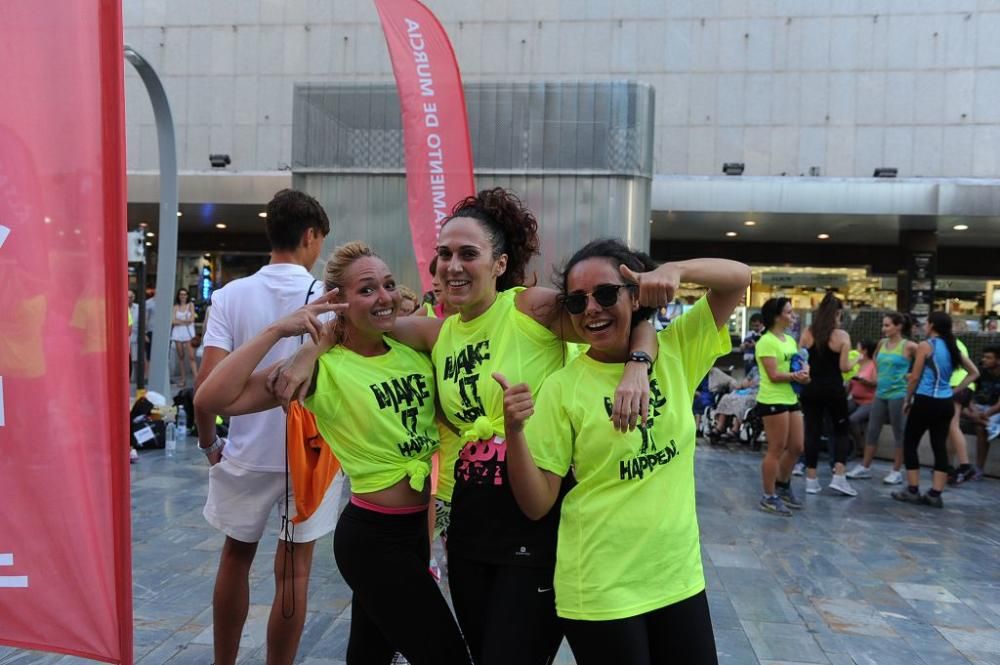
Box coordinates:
[177,211,183,217]
[744,220,757,226]
[146,231,155,237]
[145,241,152,246]
[215,223,227,229]
[258,211,267,218]
[817,233,830,239]
[953,224,969,231]
[725,231,738,237]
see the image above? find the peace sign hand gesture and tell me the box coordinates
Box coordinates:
[269,289,347,345]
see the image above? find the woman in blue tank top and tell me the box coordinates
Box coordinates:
[892,312,978,508]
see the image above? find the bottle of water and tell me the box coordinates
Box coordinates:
[165,422,177,458]
[176,407,187,438]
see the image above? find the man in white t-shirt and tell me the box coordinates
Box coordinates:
[193,189,338,665]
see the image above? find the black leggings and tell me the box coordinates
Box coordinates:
[903,394,953,473]
[447,551,563,665]
[333,501,471,665]
[562,590,718,665]
[801,382,851,468]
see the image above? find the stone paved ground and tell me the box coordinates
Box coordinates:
[2,436,999,665]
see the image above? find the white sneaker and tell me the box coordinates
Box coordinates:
[805,477,822,494]
[129,448,139,464]
[883,470,903,485]
[845,464,872,479]
[792,462,805,477]
[828,474,858,496]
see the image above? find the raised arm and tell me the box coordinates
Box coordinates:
[195,292,344,416]
[622,258,751,329]
[386,315,444,352]
[515,286,585,343]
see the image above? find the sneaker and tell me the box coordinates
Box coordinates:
[891,489,922,504]
[828,474,858,497]
[846,464,872,479]
[805,477,822,494]
[920,492,944,508]
[759,495,792,516]
[129,448,139,464]
[776,485,803,509]
[953,467,976,485]
[883,470,904,485]
[972,467,984,481]
[792,462,805,477]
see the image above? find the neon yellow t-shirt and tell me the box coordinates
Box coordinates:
[524,296,730,620]
[755,330,799,405]
[842,349,860,381]
[950,339,970,388]
[304,337,439,494]
[564,342,589,362]
[432,287,567,564]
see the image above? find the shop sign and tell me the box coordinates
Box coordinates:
[761,272,849,288]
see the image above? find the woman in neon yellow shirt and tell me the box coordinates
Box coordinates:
[497,239,750,665]
[755,297,811,516]
[195,242,471,665]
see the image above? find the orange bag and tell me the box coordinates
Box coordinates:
[286,402,341,523]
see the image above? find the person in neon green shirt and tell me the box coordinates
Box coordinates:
[497,239,750,665]
[274,189,663,665]
[755,297,811,516]
[195,242,471,664]
[946,338,977,483]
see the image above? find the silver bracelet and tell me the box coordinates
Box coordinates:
[200,436,225,457]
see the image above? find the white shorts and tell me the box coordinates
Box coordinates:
[203,457,342,544]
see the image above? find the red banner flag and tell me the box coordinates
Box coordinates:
[374,0,475,292]
[0,1,133,663]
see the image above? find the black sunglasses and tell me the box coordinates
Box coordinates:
[561,283,636,315]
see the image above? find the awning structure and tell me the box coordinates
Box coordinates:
[651,175,1000,247]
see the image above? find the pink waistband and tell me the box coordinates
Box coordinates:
[350,495,428,515]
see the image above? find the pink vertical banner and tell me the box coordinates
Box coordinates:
[374,0,476,292]
[0,0,133,663]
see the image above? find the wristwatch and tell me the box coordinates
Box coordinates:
[627,351,654,375]
[200,436,226,457]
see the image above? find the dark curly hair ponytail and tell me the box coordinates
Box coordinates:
[444,187,540,291]
[556,238,658,328]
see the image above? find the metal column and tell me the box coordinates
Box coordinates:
[124,45,178,398]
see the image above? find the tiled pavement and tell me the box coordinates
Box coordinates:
[2,437,999,665]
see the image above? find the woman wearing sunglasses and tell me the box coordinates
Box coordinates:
[497,239,749,665]
[272,189,660,665]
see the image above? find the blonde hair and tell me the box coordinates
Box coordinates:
[323,241,378,293]
[322,242,380,346]
[398,285,418,304]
